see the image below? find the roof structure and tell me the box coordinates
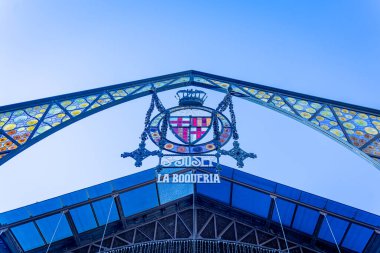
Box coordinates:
[1,165,379,252]
[0,71,379,169]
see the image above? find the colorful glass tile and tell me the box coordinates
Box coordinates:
[42,105,70,128]
[0,134,17,152]
[132,85,152,96]
[109,86,140,100]
[230,85,250,97]
[311,107,347,141]
[88,93,113,111]
[61,95,97,117]
[153,79,174,88]
[285,97,322,120]
[0,112,12,129]
[24,105,49,119]
[170,77,190,85]
[334,107,379,147]
[2,109,42,144]
[32,123,52,138]
[210,79,230,89]
[362,138,380,158]
[193,77,215,86]
[270,95,295,114]
[242,87,273,103]
[32,104,71,138]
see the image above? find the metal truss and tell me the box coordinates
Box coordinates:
[63,196,340,253]
[0,70,379,169]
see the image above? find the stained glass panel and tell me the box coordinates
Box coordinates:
[109,86,140,100]
[87,93,113,111]
[153,79,174,88]
[130,85,152,96]
[2,108,43,144]
[242,87,273,103]
[0,134,17,152]
[33,104,71,138]
[230,84,250,97]
[285,97,322,120]
[362,138,380,158]
[270,95,295,114]
[311,107,347,141]
[193,77,215,86]
[209,79,230,89]
[170,77,190,85]
[334,107,379,147]
[61,95,98,116]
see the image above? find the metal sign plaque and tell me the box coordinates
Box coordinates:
[160,155,216,168]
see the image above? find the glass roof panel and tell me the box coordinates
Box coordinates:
[87,182,113,199]
[299,192,327,208]
[233,170,276,192]
[158,180,193,205]
[354,210,380,227]
[92,198,119,226]
[325,201,357,218]
[11,222,45,251]
[197,179,231,205]
[275,184,301,201]
[35,213,72,243]
[112,169,156,190]
[61,189,89,207]
[317,215,349,244]
[0,207,30,225]
[292,206,320,235]
[120,183,159,217]
[342,224,373,252]
[27,198,63,217]
[69,204,97,233]
[271,199,296,226]
[232,184,271,218]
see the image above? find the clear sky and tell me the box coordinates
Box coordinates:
[0,0,380,215]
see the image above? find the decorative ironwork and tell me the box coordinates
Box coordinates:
[121,142,160,167]
[1,71,379,170]
[221,141,257,168]
[120,88,163,167]
[121,88,256,172]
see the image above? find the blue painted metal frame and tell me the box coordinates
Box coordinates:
[1,166,379,252]
[0,70,379,169]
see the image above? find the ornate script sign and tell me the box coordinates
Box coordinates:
[160,156,216,168]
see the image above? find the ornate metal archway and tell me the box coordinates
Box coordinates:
[0,70,379,169]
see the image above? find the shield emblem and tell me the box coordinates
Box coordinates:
[170,116,212,144]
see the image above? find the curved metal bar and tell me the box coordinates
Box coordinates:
[0,70,379,169]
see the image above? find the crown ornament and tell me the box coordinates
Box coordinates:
[175,89,207,106]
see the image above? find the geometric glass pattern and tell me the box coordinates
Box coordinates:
[0,70,379,170]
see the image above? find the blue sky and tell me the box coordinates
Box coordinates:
[0,1,380,214]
